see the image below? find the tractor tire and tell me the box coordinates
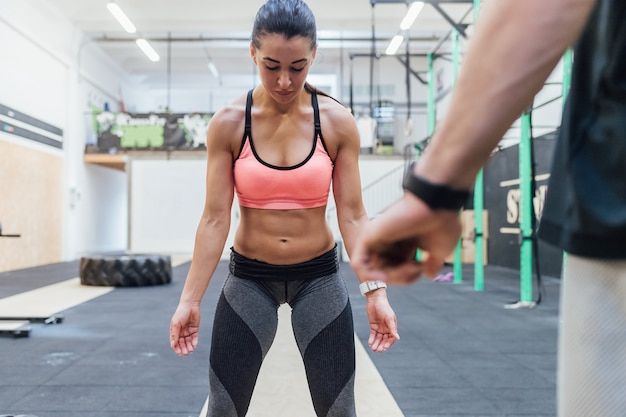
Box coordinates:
[79,254,172,287]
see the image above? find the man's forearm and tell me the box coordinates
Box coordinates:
[417,0,596,189]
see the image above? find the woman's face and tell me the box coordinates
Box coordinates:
[251,33,316,104]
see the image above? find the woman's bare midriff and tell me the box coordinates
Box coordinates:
[233,206,336,265]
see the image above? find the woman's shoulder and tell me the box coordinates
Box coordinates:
[205,93,249,151]
[316,94,358,134]
[210,93,248,130]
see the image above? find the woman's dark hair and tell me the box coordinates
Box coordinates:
[251,0,317,51]
[252,0,344,106]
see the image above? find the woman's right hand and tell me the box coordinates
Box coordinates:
[170,302,201,356]
[365,289,400,353]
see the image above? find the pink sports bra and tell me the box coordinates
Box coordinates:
[233,90,334,210]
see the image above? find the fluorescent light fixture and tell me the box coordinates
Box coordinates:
[208,62,220,79]
[385,35,404,55]
[400,1,425,30]
[136,38,160,62]
[107,1,136,34]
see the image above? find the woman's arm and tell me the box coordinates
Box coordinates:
[178,113,236,304]
[327,105,369,258]
[324,99,400,351]
[170,104,242,355]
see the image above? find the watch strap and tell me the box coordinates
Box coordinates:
[359,280,387,296]
[402,161,470,210]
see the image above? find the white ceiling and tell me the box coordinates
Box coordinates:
[50,0,475,106]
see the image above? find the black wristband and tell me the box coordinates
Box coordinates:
[402,162,470,210]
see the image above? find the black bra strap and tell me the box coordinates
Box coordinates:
[311,92,321,134]
[245,89,253,134]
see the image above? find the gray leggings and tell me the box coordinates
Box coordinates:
[207,248,356,417]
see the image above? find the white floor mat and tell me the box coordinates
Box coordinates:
[0,278,113,320]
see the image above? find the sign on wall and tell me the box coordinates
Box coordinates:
[484,134,563,278]
[92,111,212,152]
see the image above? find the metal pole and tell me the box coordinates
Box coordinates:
[473,0,481,17]
[519,111,533,303]
[167,33,171,111]
[451,28,463,284]
[370,4,376,119]
[472,0,485,291]
[415,52,437,264]
[562,48,573,103]
[473,173,485,291]
[561,48,573,267]
[427,53,436,136]
[349,56,354,113]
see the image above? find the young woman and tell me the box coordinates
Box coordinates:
[170,1,399,415]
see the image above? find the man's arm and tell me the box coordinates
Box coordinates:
[418,0,596,188]
[351,0,597,284]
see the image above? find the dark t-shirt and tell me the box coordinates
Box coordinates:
[538,0,626,259]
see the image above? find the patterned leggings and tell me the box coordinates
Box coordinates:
[206,247,356,417]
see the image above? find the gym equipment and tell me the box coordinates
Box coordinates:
[0,320,31,338]
[79,254,172,287]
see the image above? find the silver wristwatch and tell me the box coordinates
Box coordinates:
[359,280,388,296]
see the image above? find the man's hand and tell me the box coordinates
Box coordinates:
[351,193,462,285]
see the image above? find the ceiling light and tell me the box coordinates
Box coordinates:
[208,62,220,79]
[385,35,404,55]
[136,38,160,62]
[400,1,425,30]
[106,1,137,34]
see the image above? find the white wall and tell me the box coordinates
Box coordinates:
[0,7,70,133]
[129,159,207,255]
[78,164,128,254]
[1,1,148,262]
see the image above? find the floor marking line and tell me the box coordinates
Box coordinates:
[0,278,113,319]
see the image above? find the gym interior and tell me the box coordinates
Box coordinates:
[1,1,566,416]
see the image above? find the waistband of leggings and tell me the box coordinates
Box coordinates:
[229,245,338,281]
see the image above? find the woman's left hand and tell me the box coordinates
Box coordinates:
[365,289,399,352]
